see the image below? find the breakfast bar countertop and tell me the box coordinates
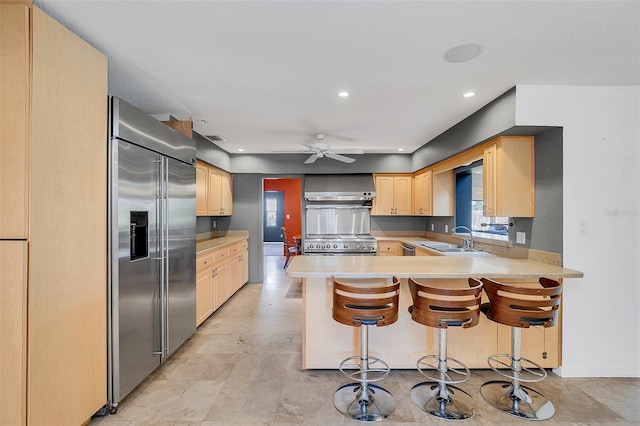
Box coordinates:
[285,254,583,280]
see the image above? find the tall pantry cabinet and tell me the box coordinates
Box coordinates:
[0,2,108,425]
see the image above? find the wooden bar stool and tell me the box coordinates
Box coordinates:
[407,278,483,420]
[479,277,562,420]
[332,276,400,422]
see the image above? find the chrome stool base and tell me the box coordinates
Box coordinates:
[480,380,555,421]
[410,381,476,420]
[334,383,396,422]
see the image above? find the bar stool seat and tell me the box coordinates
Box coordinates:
[332,276,400,422]
[479,277,562,421]
[407,277,483,420]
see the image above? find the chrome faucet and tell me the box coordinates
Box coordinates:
[451,226,474,249]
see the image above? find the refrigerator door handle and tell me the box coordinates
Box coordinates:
[158,156,167,360]
[163,157,170,357]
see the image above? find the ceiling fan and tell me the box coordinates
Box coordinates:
[300,134,364,164]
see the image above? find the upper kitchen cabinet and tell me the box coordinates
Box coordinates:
[413,169,432,216]
[373,174,412,215]
[413,169,455,217]
[1,4,108,425]
[413,169,455,216]
[0,3,29,239]
[483,136,535,217]
[196,160,233,216]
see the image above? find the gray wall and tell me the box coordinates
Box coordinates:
[514,127,563,252]
[411,88,517,170]
[230,153,412,174]
[194,131,232,172]
[227,174,263,283]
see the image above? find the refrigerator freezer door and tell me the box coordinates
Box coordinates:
[113,140,162,402]
[165,158,196,356]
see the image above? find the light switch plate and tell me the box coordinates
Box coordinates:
[516,232,526,244]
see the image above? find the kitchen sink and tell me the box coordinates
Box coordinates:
[419,242,476,252]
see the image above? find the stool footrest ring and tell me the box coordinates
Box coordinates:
[416,354,471,385]
[339,355,390,383]
[487,353,547,383]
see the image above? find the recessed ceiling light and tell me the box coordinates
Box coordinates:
[198,119,209,124]
[237,148,245,152]
[397,148,404,152]
[462,91,476,98]
[443,43,483,63]
[337,91,350,98]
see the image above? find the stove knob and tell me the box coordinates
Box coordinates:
[343,244,348,249]
[333,244,337,249]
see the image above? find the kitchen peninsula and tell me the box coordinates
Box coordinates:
[286,254,582,370]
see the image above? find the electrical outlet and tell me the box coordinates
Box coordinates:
[444,225,449,233]
[578,221,588,236]
[213,220,217,228]
[430,223,434,231]
[516,232,526,244]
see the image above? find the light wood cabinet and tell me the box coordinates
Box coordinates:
[196,162,208,215]
[196,160,233,216]
[373,174,412,215]
[0,4,29,239]
[377,241,401,256]
[0,4,108,425]
[413,170,432,216]
[483,136,535,217]
[0,241,28,425]
[196,238,249,325]
[415,246,443,256]
[412,169,454,217]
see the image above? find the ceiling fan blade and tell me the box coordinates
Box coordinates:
[325,152,355,163]
[304,154,318,164]
[331,148,365,154]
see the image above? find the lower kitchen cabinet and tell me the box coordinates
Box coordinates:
[377,241,401,256]
[195,238,249,326]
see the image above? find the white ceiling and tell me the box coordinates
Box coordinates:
[34,1,639,155]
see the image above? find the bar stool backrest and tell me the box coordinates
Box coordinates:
[332,277,400,327]
[408,278,483,329]
[481,277,562,328]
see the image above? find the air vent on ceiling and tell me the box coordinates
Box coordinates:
[205,135,225,142]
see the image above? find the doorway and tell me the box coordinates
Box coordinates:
[263,191,284,242]
[262,178,303,263]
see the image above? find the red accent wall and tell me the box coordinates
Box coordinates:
[263,178,302,241]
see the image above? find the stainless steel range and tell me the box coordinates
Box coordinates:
[303,174,377,256]
[303,234,377,255]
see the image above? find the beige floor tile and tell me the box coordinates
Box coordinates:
[90,256,640,425]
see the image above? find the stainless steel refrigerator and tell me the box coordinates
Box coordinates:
[108,97,196,410]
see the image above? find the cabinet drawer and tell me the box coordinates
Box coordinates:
[377,241,399,252]
[196,253,215,272]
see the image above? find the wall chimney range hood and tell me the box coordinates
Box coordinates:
[304,174,376,201]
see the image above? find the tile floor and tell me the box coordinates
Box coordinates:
[92,255,640,425]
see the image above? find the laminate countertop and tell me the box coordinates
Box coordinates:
[285,254,583,280]
[196,231,249,254]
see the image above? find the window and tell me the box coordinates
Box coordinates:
[265,197,278,227]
